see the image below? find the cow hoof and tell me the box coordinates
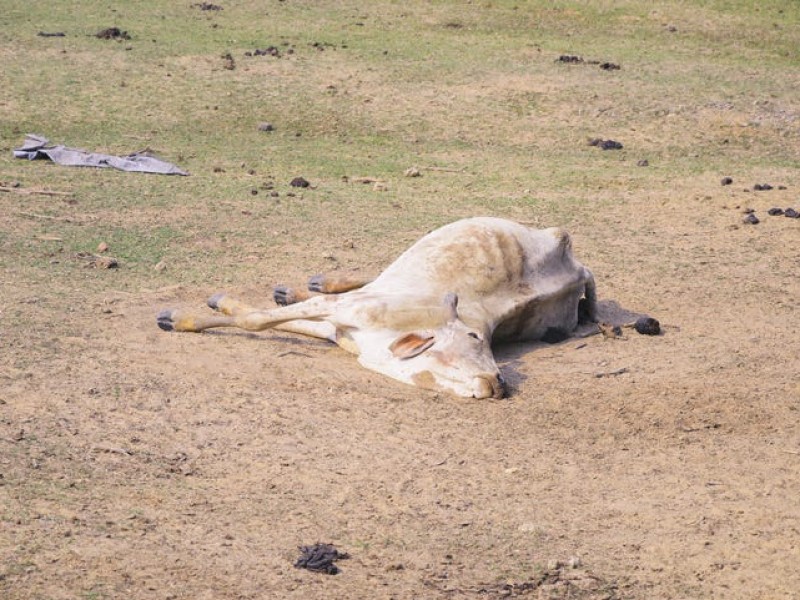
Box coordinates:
[156,309,176,331]
[207,292,226,311]
[308,274,325,293]
[273,286,297,306]
[634,316,661,336]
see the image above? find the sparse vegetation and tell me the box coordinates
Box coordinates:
[1,1,799,599]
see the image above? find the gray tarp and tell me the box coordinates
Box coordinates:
[13,134,188,175]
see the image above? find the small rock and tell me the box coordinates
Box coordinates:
[97,242,109,253]
[404,167,421,177]
[290,177,310,188]
[753,183,773,191]
[785,208,800,219]
[154,261,167,272]
[94,256,119,269]
[721,177,733,186]
[599,62,620,70]
[742,213,760,225]
[547,559,563,571]
[634,316,661,335]
[258,122,275,132]
[222,52,235,70]
[767,207,784,216]
[637,159,649,167]
[373,182,389,192]
[556,55,583,63]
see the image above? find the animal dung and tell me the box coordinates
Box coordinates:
[634,316,661,336]
[721,177,733,186]
[588,138,623,150]
[784,208,800,219]
[290,176,310,188]
[95,27,130,40]
[742,213,759,225]
[767,207,784,216]
[294,543,349,575]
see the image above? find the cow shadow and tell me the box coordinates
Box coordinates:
[493,300,650,395]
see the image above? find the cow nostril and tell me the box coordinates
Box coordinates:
[473,373,506,399]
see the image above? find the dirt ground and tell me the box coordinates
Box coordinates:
[2,2,800,598]
[2,176,800,599]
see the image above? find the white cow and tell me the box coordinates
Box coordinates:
[157,217,597,399]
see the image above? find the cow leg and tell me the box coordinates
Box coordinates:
[308,272,373,294]
[273,285,316,306]
[207,292,337,342]
[273,272,373,306]
[157,295,333,333]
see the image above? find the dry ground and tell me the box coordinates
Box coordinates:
[1,1,800,599]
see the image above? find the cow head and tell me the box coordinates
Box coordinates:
[384,293,506,399]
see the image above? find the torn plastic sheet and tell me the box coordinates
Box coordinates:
[13,134,188,175]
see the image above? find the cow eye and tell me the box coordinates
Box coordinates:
[468,332,481,340]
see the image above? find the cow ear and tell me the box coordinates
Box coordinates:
[389,331,435,359]
[442,292,459,323]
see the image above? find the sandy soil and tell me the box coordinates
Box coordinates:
[2,175,799,600]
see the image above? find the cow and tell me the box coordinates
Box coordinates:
[156,217,597,399]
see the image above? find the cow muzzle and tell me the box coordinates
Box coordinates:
[472,373,506,399]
